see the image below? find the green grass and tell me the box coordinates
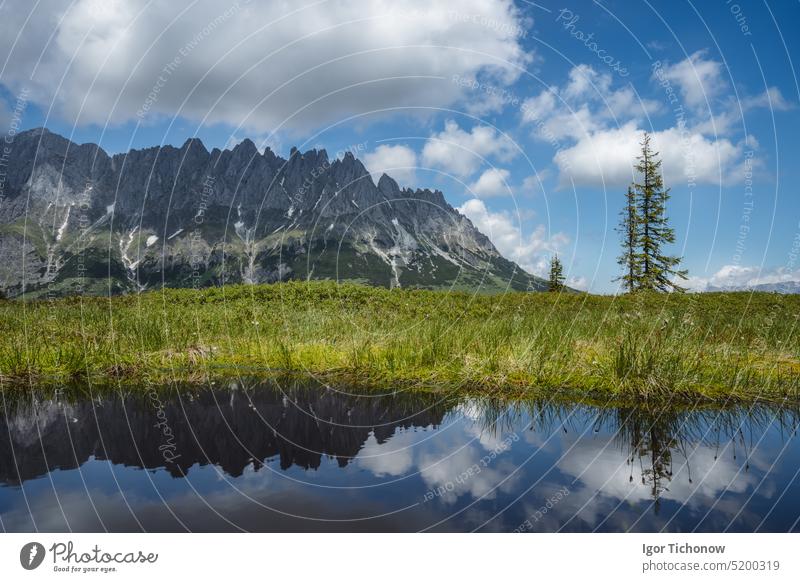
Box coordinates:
[1,281,798,402]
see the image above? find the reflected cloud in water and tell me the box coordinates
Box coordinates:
[1,381,798,532]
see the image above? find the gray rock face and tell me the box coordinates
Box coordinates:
[0,128,546,296]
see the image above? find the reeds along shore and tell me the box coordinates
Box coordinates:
[1,281,798,402]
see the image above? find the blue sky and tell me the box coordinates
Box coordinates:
[1,0,798,292]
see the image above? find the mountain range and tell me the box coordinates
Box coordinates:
[705,281,800,294]
[0,128,547,297]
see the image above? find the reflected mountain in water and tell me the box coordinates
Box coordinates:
[1,381,799,532]
[0,381,449,483]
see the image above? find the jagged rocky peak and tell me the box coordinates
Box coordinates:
[231,137,257,158]
[330,150,372,182]
[377,173,400,196]
[0,128,548,296]
[181,136,208,152]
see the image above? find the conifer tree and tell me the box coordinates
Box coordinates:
[631,133,687,292]
[616,185,641,292]
[548,254,565,292]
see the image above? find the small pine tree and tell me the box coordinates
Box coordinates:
[616,185,641,292]
[548,254,565,292]
[632,133,687,292]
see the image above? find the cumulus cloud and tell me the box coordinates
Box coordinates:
[655,50,726,109]
[422,120,517,178]
[520,62,752,188]
[522,64,660,140]
[562,64,602,100]
[521,89,557,121]
[357,430,416,477]
[556,433,758,509]
[467,168,511,197]
[521,172,549,194]
[0,0,529,133]
[690,87,793,136]
[418,426,520,505]
[687,264,800,291]
[457,198,569,275]
[741,87,794,112]
[420,451,519,506]
[555,122,740,188]
[363,144,418,187]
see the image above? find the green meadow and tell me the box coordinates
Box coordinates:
[2,281,799,403]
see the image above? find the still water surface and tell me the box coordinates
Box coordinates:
[1,381,799,532]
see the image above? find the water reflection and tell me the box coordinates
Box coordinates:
[0,382,449,482]
[1,381,798,532]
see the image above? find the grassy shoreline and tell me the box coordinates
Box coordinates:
[2,281,799,403]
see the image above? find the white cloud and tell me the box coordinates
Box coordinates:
[563,64,611,100]
[647,40,670,52]
[604,85,661,120]
[555,122,740,188]
[741,87,793,111]
[687,264,800,291]
[418,431,520,505]
[655,50,726,109]
[519,62,747,188]
[363,144,417,187]
[691,87,793,136]
[357,430,416,477]
[463,90,512,117]
[522,65,660,138]
[543,106,603,142]
[457,198,568,275]
[556,433,757,510]
[567,276,588,291]
[421,120,517,178]
[709,264,761,287]
[520,64,661,158]
[467,168,511,197]
[521,89,557,122]
[521,172,548,194]
[0,0,529,132]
